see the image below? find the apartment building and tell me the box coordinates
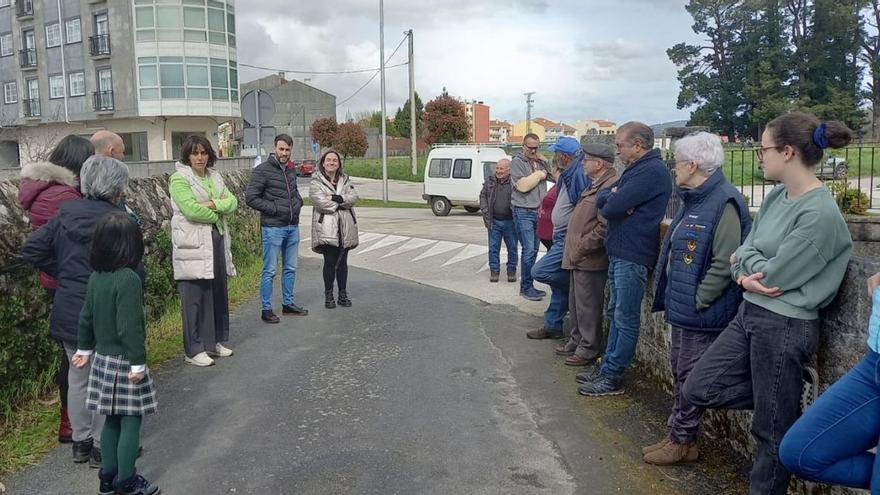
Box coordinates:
[0,0,240,166]
[488,119,511,143]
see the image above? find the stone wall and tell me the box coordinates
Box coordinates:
[635,221,879,495]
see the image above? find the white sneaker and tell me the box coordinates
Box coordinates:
[184,352,215,367]
[208,343,233,357]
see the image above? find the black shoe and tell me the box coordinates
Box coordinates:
[575,366,602,385]
[324,290,336,309]
[98,469,116,495]
[507,271,517,282]
[337,290,352,307]
[282,304,309,316]
[261,309,280,324]
[114,473,160,495]
[490,272,500,283]
[72,437,93,463]
[578,374,624,397]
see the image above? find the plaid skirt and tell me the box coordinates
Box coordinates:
[86,353,158,416]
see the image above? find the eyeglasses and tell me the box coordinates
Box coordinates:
[755,146,782,160]
[525,146,539,151]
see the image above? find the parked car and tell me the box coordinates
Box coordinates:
[760,156,847,180]
[422,144,510,216]
[299,159,315,176]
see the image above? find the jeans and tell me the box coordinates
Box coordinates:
[682,301,820,495]
[779,350,880,493]
[513,207,538,292]
[667,327,718,444]
[532,230,569,331]
[487,218,518,274]
[599,257,648,378]
[260,225,300,310]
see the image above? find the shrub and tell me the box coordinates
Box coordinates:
[828,180,869,215]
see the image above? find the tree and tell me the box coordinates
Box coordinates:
[862,0,880,139]
[335,122,368,159]
[310,117,338,148]
[356,110,398,136]
[393,91,424,138]
[422,89,469,145]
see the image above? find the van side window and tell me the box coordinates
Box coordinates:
[482,161,496,179]
[452,159,472,179]
[428,158,452,178]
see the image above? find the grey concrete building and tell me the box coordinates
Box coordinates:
[0,0,240,167]
[239,74,335,160]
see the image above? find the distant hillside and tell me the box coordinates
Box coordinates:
[650,120,689,137]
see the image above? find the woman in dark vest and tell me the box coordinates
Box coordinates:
[648,132,751,466]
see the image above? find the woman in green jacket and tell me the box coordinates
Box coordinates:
[682,112,854,495]
[169,135,237,367]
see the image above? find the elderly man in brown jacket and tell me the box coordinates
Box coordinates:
[555,143,618,366]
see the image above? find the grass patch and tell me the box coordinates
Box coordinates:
[0,255,263,479]
[345,156,427,182]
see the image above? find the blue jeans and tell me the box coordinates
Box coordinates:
[260,225,300,310]
[599,256,648,378]
[532,230,569,331]
[488,218,518,273]
[513,207,538,292]
[780,350,880,493]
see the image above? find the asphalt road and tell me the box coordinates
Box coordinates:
[4,259,747,494]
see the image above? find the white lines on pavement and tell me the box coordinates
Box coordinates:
[441,244,489,267]
[411,240,467,262]
[380,237,436,259]
[357,234,409,254]
[358,232,384,244]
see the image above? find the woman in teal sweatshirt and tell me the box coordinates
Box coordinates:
[73,211,159,495]
[682,112,854,495]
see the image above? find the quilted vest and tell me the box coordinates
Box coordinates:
[653,170,751,332]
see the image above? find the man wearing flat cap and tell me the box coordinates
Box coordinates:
[527,136,591,340]
[556,143,618,366]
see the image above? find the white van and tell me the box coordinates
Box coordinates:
[422,144,510,216]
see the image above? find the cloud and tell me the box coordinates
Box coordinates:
[235,0,702,127]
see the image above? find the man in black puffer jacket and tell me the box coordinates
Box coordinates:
[245,134,308,323]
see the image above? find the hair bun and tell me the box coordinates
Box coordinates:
[824,120,855,149]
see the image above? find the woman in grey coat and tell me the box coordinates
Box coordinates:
[310,149,359,308]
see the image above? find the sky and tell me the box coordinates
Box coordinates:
[235,0,704,127]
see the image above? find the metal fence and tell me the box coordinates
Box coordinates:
[665,145,880,218]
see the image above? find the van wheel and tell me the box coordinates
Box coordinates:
[463,206,480,214]
[431,197,452,216]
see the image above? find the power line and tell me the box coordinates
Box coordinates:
[239,35,410,76]
[335,35,409,108]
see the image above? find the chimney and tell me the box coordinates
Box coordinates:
[278,71,287,84]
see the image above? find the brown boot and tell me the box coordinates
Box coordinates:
[643,440,699,466]
[58,407,72,443]
[641,436,670,455]
[526,327,563,340]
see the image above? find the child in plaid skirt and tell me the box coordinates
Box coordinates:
[71,211,159,495]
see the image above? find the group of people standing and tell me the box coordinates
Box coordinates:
[17,131,359,495]
[481,113,880,494]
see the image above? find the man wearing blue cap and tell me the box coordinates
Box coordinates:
[527,136,591,340]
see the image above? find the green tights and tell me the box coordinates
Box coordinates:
[101,414,142,479]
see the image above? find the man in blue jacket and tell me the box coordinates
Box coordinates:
[578,122,672,397]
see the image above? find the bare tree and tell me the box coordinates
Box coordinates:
[863,0,880,140]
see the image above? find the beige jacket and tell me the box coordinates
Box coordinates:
[561,168,618,271]
[170,163,237,280]
[310,172,359,251]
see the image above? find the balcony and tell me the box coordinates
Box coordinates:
[18,49,37,70]
[89,34,111,58]
[94,90,113,112]
[23,98,40,118]
[16,0,34,19]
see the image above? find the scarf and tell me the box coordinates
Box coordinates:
[559,151,591,203]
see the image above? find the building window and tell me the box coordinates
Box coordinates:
[69,72,85,96]
[137,56,159,100]
[210,58,228,100]
[120,132,148,162]
[65,18,81,44]
[0,33,11,56]
[0,0,9,7]
[172,132,205,159]
[46,23,62,48]
[159,56,185,98]
[207,4,225,44]
[186,57,209,99]
[49,75,64,98]
[3,82,16,104]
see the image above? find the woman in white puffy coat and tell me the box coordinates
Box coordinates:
[310,149,359,309]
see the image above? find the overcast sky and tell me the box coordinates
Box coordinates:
[235,0,703,126]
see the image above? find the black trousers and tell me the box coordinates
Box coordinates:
[320,245,349,293]
[47,288,68,407]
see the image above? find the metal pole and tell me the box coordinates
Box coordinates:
[302,104,306,160]
[408,29,417,176]
[379,0,388,202]
[256,90,262,158]
[524,91,535,135]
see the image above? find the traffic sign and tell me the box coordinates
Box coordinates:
[241,90,275,126]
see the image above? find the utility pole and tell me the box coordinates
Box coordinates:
[379,0,388,203]
[407,29,417,176]
[524,91,535,135]
[302,104,307,160]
